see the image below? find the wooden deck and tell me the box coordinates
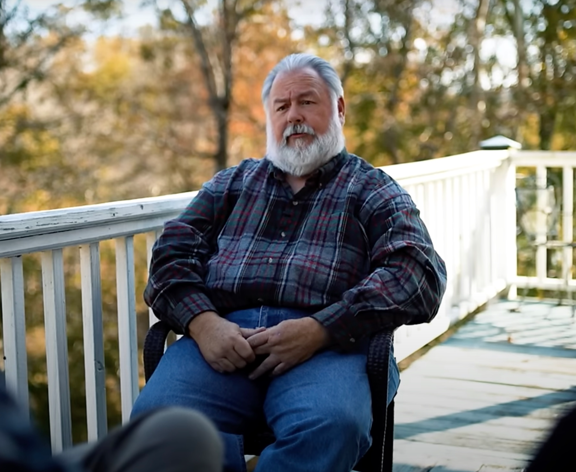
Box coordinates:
[392,299,576,472]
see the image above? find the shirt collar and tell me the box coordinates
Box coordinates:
[267,148,349,186]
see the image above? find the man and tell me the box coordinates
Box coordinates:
[0,372,223,472]
[132,53,447,472]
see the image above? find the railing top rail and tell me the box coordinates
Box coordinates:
[0,149,512,257]
[0,192,198,242]
[513,150,576,166]
[384,150,510,182]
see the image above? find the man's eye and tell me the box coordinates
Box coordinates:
[277,105,287,112]
[302,100,313,105]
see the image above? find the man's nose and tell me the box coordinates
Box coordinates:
[287,105,303,123]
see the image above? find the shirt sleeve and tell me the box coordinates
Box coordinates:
[144,179,230,334]
[312,189,447,351]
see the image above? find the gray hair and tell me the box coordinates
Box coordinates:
[261,53,344,106]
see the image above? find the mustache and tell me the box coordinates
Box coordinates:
[283,124,316,141]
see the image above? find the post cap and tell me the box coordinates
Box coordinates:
[479,135,522,150]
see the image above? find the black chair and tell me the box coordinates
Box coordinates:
[143,320,395,472]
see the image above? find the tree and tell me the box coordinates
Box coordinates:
[0,1,87,108]
[150,0,273,173]
[499,0,576,149]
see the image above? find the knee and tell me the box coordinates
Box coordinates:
[130,383,171,420]
[327,406,370,439]
[138,408,224,471]
[304,402,372,445]
[149,407,222,446]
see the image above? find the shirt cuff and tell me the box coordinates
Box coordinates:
[311,302,365,351]
[170,291,217,334]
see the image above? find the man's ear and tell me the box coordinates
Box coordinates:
[337,96,346,125]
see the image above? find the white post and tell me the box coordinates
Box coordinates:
[0,256,29,413]
[41,249,73,452]
[115,236,139,423]
[505,156,518,297]
[452,175,462,312]
[562,166,574,295]
[535,166,548,283]
[80,243,108,440]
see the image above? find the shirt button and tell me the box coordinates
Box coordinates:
[281,232,286,237]
[258,298,264,303]
[349,337,356,343]
[268,257,273,263]
[292,201,298,206]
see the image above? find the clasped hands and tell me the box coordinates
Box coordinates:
[188,311,330,379]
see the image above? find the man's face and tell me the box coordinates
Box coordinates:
[267,68,345,150]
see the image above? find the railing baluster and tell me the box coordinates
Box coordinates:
[536,166,548,282]
[79,243,107,441]
[470,170,479,298]
[484,169,492,290]
[425,181,437,243]
[115,236,139,423]
[41,249,72,452]
[442,177,454,314]
[146,230,161,327]
[504,158,517,296]
[562,166,574,287]
[460,173,471,304]
[479,169,490,291]
[490,167,501,286]
[452,176,462,307]
[0,256,29,413]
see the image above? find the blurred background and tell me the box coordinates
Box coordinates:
[3,0,576,214]
[1,0,575,443]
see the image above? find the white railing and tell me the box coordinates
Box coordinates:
[386,149,515,360]
[0,193,195,450]
[3,147,572,451]
[512,151,576,292]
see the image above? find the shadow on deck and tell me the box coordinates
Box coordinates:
[392,299,576,472]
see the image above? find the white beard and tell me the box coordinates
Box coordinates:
[265,107,345,177]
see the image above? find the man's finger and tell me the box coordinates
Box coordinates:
[240,327,266,338]
[271,362,290,377]
[227,346,248,368]
[253,344,272,355]
[233,338,256,363]
[249,355,279,380]
[219,359,236,373]
[246,331,270,349]
[210,362,224,374]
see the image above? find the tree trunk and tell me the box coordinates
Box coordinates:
[215,105,229,172]
[181,0,236,174]
[511,0,529,142]
[468,0,490,149]
[539,110,556,150]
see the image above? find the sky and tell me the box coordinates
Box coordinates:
[23,0,163,36]
[21,0,516,70]
[23,0,462,35]
[22,0,330,36]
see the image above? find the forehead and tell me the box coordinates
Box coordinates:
[269,68,330,100]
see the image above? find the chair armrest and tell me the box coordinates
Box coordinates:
[366,329,394,393]
[355,328,395,472]
[143,320,173,382]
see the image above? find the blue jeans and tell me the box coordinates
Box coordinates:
[131,307,400,472]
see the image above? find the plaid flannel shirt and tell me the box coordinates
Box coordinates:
[145,150,447,350]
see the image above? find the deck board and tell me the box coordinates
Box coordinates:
[391,300,576,472]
